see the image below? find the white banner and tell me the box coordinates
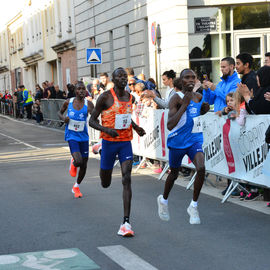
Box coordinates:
[89,109,270,188]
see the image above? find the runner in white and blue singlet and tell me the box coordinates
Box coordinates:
[58,81,94,198]
[157,69,210,225]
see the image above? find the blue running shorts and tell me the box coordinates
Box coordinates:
[169,142,203,169]
[68,140,89,158]
[100,139,133,170]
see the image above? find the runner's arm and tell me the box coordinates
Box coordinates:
[88,93,119,137]
[167,92,191,131]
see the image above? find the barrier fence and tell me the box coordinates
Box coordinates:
[2,99,269,202]
[89,109,270,202]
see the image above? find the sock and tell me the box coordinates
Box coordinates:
[123,216,130,224]
[161,196,168,205]
[74,183,80,187]
[190,200,198,207]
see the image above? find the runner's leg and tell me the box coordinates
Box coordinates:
[192,152,205,201]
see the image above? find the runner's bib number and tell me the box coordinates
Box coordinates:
[115,114,131,129]
[68,119,85,132]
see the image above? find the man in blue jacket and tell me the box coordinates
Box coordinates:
[203,57,240,112]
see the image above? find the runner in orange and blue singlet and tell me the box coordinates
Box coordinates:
[89,67,146,237]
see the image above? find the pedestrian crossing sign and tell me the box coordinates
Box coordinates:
[86,48,102,64]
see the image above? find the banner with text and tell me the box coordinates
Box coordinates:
[131,110,270,188]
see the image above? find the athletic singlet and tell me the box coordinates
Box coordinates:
[100,88,133,142]
[65,98,89,142]
[167,92,203,149]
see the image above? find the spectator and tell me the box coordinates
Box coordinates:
[34,84,43,101]
[42,82,49,99]
[21,85,33,119]
[55,85,65,99]
[67,84,76,98]
[14,87,24,118]
[125,67,156,92]
[203,57,241,112]
[87,79,101,100]
[129,78,139,103]
[32,100,43,124]
[265,52,270,66]
[99,72,111,91]
[236,53,259,114]
[48,81,56,99]
[141,70,176,109]
[239,65,270,114]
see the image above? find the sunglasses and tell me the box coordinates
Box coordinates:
[129,83,136,86]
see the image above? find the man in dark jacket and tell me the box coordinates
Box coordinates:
[239,65,270,114]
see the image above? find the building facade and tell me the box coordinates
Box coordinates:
[74,0,270,88]
[0,27,11,91]
[21,0,77,92]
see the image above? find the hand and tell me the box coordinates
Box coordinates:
[106,128,119,138]
[215,111,222,117]
[141,90,156,99]
[64,116,70,124]
[264,92,270,101]
[182,92,193,107]
[134,126,146,137]
[203,80,215,90]
[224,107,231,114]
[238,83,251,100]
[200,102,210,115]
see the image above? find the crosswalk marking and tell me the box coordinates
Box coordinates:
[98,245,158,270]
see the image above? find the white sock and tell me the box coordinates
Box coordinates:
[161,196,168,205]
[190,200,198,207]
[74,183,79,187]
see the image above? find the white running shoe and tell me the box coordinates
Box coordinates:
[187,204,201,224]
[117,222,134,237]
[157,195,170,221]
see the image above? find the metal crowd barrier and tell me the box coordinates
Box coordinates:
[40,99,66,128]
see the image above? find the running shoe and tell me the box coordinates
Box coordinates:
[153,167,163,174]
[72,184,83,198]
[117,222,134,237]
[239,191,247,201]
[267,202,270,207]
[187,204,201,224]
[244,192,260,201]
[157,195,170,221]
[69,158,77,177]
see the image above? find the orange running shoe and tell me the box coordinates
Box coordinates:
[117,222,134,237]
[72,184,83,198]
[69,158,77,177]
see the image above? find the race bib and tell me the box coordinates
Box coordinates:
[115,114,131,129]
[192,116,203,133]
[68,119,85,132]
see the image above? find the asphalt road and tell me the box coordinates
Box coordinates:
[0,115,270,270]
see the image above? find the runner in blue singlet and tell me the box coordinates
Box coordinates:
[58,81,94,198]
[157,69,210,224]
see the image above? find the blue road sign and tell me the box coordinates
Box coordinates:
[86,48,102,64]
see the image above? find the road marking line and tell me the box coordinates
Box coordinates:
[98,245,158,270]
[0,132,40,150]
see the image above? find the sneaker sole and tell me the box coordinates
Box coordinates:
[71,189,82,198]
[117,231,134,237]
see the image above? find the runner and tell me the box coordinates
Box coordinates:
[89,67,146,237]
[157,69,209,224]
[58,81,94,198]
